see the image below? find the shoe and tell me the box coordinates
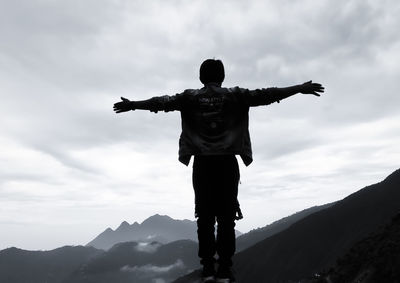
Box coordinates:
[216,265,235,283]
[201,263,216,282]
[202,275,216,283]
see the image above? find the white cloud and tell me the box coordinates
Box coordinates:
[121,259,185,274]
[134,242,162,253]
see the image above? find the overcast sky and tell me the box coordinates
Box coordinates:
[1,0,399,250]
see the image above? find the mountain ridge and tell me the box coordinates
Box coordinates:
[233,168,400,282]
[236,202,335,252]
[86,214,199,250]
[0,245,102,283]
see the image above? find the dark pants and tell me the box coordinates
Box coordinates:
[192,155,240,268]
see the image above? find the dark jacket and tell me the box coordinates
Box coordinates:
[146,83,285,166]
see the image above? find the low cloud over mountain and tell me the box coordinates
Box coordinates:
[65,240,199,283]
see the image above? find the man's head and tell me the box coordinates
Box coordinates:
[199,59,225,85]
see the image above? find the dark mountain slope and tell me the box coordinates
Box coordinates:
[236,202,334,252]
[0,245,102,283]
[234,169,400,282]
[313,212,400,283]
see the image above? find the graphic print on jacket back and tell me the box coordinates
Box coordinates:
[198,94,226,140]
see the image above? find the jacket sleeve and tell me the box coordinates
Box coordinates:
[133,92,186,113]
[236,87,293,107]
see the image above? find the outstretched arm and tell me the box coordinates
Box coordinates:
[113,95,183,114]
[271,80,324,102]
[244,81,324,106]
[113,97,159,113]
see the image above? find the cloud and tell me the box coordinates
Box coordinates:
[120,259,185,274]
[134,242,162,253]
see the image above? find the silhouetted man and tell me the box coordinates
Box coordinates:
[113,59,324,283]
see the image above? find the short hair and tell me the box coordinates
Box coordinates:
[199,59,225,84]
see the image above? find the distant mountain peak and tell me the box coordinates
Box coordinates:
[146,214,172,221]
[141,214,173,226]
[116,221,130,231]
[87,214,198,250]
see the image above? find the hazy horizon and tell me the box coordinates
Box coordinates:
[1,0,400,250]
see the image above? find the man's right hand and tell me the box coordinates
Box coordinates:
[113,97,134,113]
